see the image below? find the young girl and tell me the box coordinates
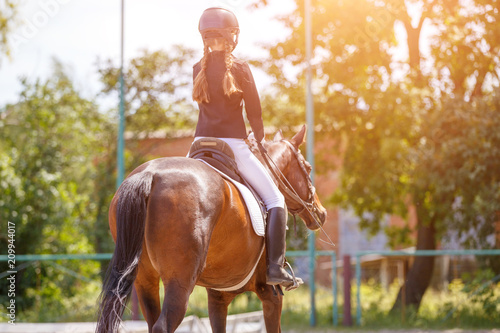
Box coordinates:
[192,7,300,289]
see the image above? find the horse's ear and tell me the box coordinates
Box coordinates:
[290,125,307,148]
[274,130,284,141]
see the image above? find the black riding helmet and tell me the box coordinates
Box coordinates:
[198,7,239,49]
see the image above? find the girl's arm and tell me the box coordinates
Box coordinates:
[241,62,265,142]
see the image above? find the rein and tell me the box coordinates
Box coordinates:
[257,141,335,247]
[278,141,317,216]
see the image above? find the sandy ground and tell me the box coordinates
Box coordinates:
[283,328,500,333]
[1,323,498,332]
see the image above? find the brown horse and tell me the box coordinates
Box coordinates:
[96,125,327,333]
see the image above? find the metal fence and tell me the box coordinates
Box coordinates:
[354,249,500,326]
[287,250,338,326]
[4,249,498,328]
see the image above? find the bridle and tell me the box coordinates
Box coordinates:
[280,141,317,215]
[257,140,323,229]
[258,140,336,247]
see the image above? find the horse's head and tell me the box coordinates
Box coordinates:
[258,125,327,231]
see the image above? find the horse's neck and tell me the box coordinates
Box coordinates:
[250,143,287,185]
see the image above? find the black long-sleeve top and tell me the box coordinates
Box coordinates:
[193,51,265,142]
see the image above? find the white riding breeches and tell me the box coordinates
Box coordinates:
[193,137,285,210]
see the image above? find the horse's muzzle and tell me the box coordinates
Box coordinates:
[302,194,327,230]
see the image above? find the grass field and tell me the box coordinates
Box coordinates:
[2,271,499,330]
[184,273,500,330]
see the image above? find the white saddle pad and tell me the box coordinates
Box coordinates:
[198,160,265,237]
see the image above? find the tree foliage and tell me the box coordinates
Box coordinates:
[0,60,116,314]
[97,46,198,136]
[0,0,18,63]
[259,0,500,310]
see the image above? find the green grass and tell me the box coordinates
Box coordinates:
[0,280,102,323]
[183,285,337,329]
[355,276,500,330]
[4,271,499,329]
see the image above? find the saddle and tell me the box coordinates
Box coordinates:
[188,138,266,222]
[188,138,243,183]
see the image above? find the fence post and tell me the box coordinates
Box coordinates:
[343,255,352,326]
[356,254,361,325]
[332,252,338,326]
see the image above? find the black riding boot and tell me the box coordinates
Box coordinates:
[265,207,302,288]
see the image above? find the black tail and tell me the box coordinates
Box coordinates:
[96,171,153,333]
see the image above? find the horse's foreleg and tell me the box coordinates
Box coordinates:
[206,288,239,333]
[135,248,161,333]
[255,282,283,333]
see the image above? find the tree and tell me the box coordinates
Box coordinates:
[0,0,18,62]
[97,46,198,137]
[0,60,116,317]
[258,0,500,312]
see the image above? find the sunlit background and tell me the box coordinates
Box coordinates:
[0,0,296,107]
[1,0,500,330]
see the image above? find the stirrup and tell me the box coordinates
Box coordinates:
[283,261,303,291]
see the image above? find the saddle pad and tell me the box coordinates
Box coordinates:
[198,160,265,237]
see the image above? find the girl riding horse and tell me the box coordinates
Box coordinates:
[95,7,327,333]
[192,7,300,289]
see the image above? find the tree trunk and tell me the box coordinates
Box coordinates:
[405,22,421,73]
[470,68,487,99]
[401,8,426,86]
[390,207,436,313]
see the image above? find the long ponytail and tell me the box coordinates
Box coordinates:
[192,43,210,103]
[192,39,241,104]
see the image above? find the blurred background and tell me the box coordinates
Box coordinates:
[0,0,499,330]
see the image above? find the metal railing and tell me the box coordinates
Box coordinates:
[287,250,338,326]
[354,249,500,325]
